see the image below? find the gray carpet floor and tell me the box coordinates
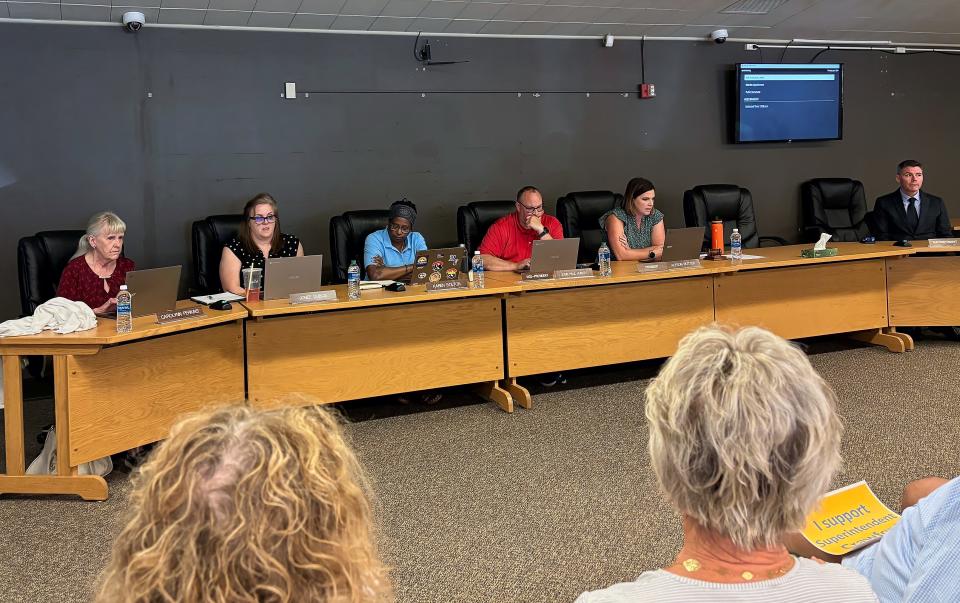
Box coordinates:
[2,338,960,602]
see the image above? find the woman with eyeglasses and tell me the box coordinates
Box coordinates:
[219,193,304,296]
[363,198,428,281]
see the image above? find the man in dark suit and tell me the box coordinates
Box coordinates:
[871,159,952,241]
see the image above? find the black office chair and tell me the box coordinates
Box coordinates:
[190,214,243,295]
[556,190,622,263]
[17,230,86,379]
[329,210,390,283]
[17,230,87,318]
[456,200,516,256]
[801,178,870,243]
[683,184,788,249]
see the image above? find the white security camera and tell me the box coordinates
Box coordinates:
[122,11,145,32]
[710,29,729,44]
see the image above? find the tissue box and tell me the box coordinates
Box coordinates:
[801,248,838,258]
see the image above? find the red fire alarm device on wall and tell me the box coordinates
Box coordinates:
[640,83,656,98]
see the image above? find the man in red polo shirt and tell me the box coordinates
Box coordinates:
[478,186,564,271]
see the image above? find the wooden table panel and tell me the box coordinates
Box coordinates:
[67,322,245,464]
[247,297,504,406]
[887,255,960,326]
[714,259,888,339]
[505,276,715,377]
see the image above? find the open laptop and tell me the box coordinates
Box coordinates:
[660,228,706,262]
[264,255,323,300]
[125,265,181,317]
[521,237,580,274]
[410,247,466,286]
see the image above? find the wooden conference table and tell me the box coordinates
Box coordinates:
[242,281,525,412]
[2,240,958,500]
[0,303,246,500]
[483,242,921,382]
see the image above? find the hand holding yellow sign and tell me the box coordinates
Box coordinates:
[801,481,901,556]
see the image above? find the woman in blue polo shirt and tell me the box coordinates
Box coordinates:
[363,198,428,280]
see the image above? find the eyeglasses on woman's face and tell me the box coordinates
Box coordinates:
[388,221,412,235]
[249,214,276,225]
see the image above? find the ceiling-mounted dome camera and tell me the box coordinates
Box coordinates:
[710,29,729,44]
[122,11,145,32]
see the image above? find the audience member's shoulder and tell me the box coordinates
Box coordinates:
[574,572,663,603]
[793,557,877,595]
[118,257,135,271]
[922,191,945,203]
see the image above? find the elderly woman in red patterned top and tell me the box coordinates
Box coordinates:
[57,211,135,316]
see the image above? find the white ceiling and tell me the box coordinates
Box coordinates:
[1,0,959,43]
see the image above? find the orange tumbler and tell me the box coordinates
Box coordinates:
[710,220,724,252]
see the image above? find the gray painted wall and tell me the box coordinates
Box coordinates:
[2,23,958,319]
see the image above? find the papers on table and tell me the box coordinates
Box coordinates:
[190,292,244,305]
[360,280,395,290]
[698,253,765,260]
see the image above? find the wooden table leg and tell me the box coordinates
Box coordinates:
[3,355,25,475]
[475,381,513,413]
[0,355,107,501]
[503,378,532,410]
[886,328,915,351]
[849,328,909,353]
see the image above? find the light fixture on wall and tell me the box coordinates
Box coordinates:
[603,34,615,48]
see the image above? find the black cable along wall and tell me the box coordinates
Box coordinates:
[1,22,959,318]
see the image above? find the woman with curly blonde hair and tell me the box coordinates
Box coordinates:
[97,404,392,603]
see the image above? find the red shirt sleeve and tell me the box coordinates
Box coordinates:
[56,257,84,301]
[477,217,508,258]
[544,215,564,240]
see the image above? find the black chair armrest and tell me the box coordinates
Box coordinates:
[758,235,789,247]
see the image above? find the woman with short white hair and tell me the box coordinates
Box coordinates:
[57,211,134,316]
[577,325,879,602]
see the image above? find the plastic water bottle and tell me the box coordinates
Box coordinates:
[347,260,361,300]
[116,285,133,333]
[598,242,612,276]
[471,251,485,288]
[730,228,743,261]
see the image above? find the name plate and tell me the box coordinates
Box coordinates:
[522,272,551,281]
[427,280,469,292]
[638,259,702,273]
[290,290,338,305]
[553,268,595,280]
[156,307,203,324]
[928,238,960,247]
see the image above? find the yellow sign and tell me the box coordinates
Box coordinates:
[801,481,901,556]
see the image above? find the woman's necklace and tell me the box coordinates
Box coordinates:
[88,255,115,280]
[673,555,794,582]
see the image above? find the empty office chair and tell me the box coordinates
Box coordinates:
[456,200,516,256]
[329,210,390,283]
[801,178,870,243]
[17,230,87,318]
[191,214,244,295]
[556,190,623,263]
[683,184,788,249]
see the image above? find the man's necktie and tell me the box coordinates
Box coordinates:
[906,198,919,232]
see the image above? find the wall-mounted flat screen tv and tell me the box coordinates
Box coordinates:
[735,63,843,143]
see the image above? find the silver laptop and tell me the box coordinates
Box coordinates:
[264,255,323,300]
[125,266,181,317]
[660,228,706,262]
[524,238,580,274]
